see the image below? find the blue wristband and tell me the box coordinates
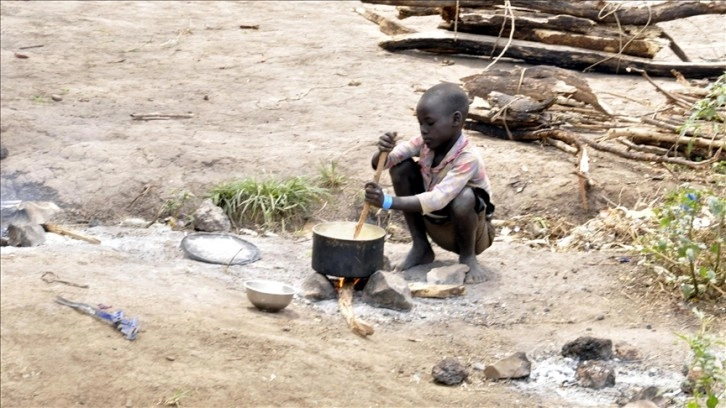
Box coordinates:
[382,194,393,210]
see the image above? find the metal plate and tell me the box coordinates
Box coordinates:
[181,233,261,265]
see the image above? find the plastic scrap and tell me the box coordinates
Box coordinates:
[55,296,140,340]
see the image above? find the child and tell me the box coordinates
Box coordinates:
[364,82,495,283]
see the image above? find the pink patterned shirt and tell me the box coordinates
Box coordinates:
[385,133,492,215]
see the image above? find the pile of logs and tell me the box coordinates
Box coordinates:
[360,0,726,78]
[357,1,724,209]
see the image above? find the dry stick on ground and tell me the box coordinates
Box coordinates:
[576,146,590,210]
[338,282,374,338]
[43,224,101,245]
[627,67,693,109]
[130,113,194,121]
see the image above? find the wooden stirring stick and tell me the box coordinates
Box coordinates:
[353,151,389,239]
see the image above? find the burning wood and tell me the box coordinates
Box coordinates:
[337,280,374,338]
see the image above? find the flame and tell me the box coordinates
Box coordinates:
[353,278,361,287]
[336,278,344,289]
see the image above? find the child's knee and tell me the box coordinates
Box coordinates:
[450,188,477,215]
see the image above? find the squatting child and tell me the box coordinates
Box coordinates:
[364,82,495,283]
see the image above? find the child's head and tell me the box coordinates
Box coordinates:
[415,83,469,150]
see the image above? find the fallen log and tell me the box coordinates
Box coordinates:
[408,282,466,298]
[379,31,726,78]
[338,282,374,338]
[362,0,726,25]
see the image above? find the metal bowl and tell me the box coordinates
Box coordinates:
[244,279,296,312]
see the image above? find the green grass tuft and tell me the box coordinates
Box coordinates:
[208,176,328,231]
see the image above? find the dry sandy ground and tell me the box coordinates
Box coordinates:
[1,2,724,408]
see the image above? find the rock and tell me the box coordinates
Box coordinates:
[561,336,613,360]
[627,386,666,408]
[193,199,231,232]
[426,264,468,285]
[20,201,61,225]
[0,144,7,160]
[575,360,615,389]
[7,223,46,246]
[483,352,531,380]
[614,342,640,361]
[362,270,413,311]
[432,357,468,385]
[51,94,63,102]
[301,273,336,301]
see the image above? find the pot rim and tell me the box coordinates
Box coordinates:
[312,221,386,242]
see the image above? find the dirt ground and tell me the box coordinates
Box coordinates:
[1,2,724,408]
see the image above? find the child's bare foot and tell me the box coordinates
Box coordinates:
[461,256,488,283]
[395,245,435,271]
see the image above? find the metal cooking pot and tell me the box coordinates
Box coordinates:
[311,221,386,278]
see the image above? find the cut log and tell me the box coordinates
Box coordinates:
[355,7,417,36]
[397,6,441,19]
[42,224,101,244]
[362,0,726,25]
[442,8,596,33]
[408,282,466,298]
[338,282,375,338]
[441,11,667,58]
[462,65,613,115]
[379,31,726,78]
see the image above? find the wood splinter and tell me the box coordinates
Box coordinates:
[338,282,374,338]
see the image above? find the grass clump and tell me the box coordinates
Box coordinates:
[208,176,328,231]
[317,160,347,189]
[679,309,725,408]
[639,186,725,301]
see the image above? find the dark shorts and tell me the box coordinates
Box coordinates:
[424,187,495,225]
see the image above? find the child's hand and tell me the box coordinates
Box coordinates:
[378,131,397,153]
[364,182,384,207]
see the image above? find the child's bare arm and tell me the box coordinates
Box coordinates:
[365,182,423,213]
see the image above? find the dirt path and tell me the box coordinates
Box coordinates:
[1,2,724,407]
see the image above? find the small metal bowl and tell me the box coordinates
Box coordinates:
[244,279,296,312]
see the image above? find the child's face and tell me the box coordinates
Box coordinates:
[415,97,460,150]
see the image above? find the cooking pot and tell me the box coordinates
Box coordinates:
[312,221,386,278]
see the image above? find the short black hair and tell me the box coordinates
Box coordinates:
[422,82,469,117]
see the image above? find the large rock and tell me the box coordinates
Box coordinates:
[561,336,613,361]
[426,264,468,285]
[362,271,413,311]
[301,273,337,301]
[7,223,46,247]
[432,357,468,385]
[193,199,231,232]
[483,352,531,380]
[575,360,615,389]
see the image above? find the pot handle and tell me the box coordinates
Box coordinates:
[353,150,389,239]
